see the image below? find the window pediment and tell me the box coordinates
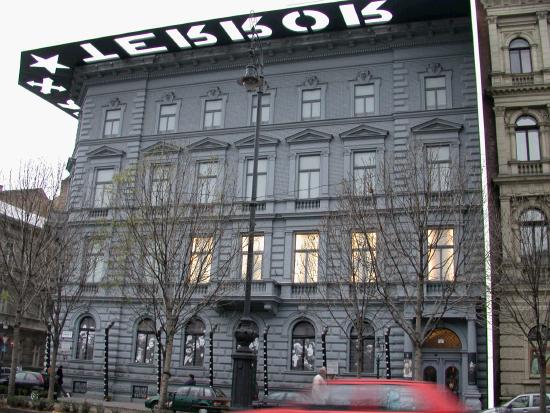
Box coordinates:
[87,146,126,159]
[235,134,279,148]
[143,141,182,156]
[411,118,463,134]
[286,129,333,145]
[187,137,229,152]
[340,124,388,141]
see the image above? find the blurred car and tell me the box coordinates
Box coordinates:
[246,379,465,413]
[145,384,230,412]
[482,393,550,413]
[0,370,46,399]
[253,391,304,408]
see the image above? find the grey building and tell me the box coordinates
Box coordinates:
[19,1,487,409]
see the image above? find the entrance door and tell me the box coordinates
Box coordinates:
[422,356,461,395]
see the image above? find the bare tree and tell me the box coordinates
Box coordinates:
[0,162,64,397]
[109,146,239,409]
[493,199,549,413]
[332,137,483,379]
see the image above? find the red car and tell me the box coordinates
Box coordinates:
[250,379,465,413]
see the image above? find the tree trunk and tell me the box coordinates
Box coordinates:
[158,328,175,409]
[356,337,364,377]
[538,352,547,413]
[7,313,22,397]
[47,340,60,401]
[413,343,422,380]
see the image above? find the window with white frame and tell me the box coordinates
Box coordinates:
[151,164,171,205]
[515,116,541,161]
[76,316,95,360]
[298,155,320,199]
[291,321,315,371]
[425,77,447,110]
[158,104,177,133]
[301,89,321,120]
[135,319,156,364]
[519,209,548,257]
[197,161,218,203]
[103,109,121,137]
[183,318,205,367]
[93,168,114,208]
[428,228,454,281]
[353,151,376,194]
[354,84,375,116]
[251,93,271,125]
[509,38,532,74]
[294,233,319,283]
[86,239,107,283]
[203,99,223,129]
[246,158,267,201]
[426,145,451,191]
[190,236,212,283]
[351,232,376,283]
[241,234,264,280]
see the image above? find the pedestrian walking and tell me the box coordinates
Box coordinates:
[311,367,327,401]
[184,373,196,385]
[56,365,70,398]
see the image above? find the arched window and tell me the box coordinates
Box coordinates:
[519,209,548,256]
[528,325,550,377]
[183,319,205,367]
[349,322,375,373]
[423,328,462,349]
[135,319,156,364]
[509,38,532,73]
[76,316,95,360]
[515,116,540,161]
[291,321,315,371]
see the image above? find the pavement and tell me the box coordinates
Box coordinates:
[56,396,151,412]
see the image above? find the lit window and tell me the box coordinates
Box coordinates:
[519,209,548,257]
[425,77,447,110]
[135,319,156,364]
[104,109,121,137]
[427,146,451,191]
[190,237,212,283]
[353,152,376,194]
[301,89,321,120]
[93,169,114,208]
[151,164,171,206]
[197,161,218,203]
[204,99,222,129]
[351,232,376,283]
[291,321,315,371]
[86,239,106,283]
[246,158,267,201]
[251,94,271,124]
[241,234,264,280]
[509,38,532,74]
[158,104,177,133]
[294,233,319,283]
[515,116,540,161]
[354,84,375,116]
[298,155,320,199]
[349,322,375,373]
[76,317,95,360]
[428,228,454,281]
[183,319,205,367]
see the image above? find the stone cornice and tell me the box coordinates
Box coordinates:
[489,83,550,95]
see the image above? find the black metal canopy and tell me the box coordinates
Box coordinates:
[18,0,469,118]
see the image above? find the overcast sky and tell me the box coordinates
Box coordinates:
[0,0,334,188]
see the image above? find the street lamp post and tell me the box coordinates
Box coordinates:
[232,29,264,409]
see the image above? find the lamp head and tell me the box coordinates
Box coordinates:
[239,64,264,91]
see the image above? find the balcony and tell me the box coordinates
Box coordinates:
[88,208,109,218]
[215,280,281,313]
[517,161,543,175]
[241,201,266,213]
[511,73,534,86]
[295,199,320,210]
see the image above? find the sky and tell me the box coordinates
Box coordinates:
[0,0,333,188]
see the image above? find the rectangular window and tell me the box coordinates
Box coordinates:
[354,84,375,116]
[93,169,114,208]
[151,164,171,206]
[529,346,550,377]
[428,229,454,281]
[190,237,212,283]
[298,155,320,199]
[294,233,319,283]
[301,89,321,120]
[197,161,218,203]
[158,104,177,132]
[86,239,107,283]
[72,381,87,394]
[204,99,222,129]
[351,232,376,282]
[241,234,264,280]
[425,76,447,110]
[132,385,149,399]
[427,146,451,191]
[251,94,271,124]
[246,158,267,201]
[353,151,376,194]
[103,109,121,137]
[516,130,541,161]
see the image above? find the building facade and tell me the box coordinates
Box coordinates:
[27,3,487,409]
[481,0,550,402]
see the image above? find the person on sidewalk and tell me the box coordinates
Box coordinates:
[183,374,196,386]
[56,365,70,398]
[311,367,327,402]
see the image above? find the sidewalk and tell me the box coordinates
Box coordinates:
[56,396,150,412]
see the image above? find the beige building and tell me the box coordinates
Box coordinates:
[481,0,550,402]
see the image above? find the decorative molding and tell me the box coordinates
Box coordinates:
[142,141,182,155]
[426,62,444,75]
[411,118,463,134]
[286,128,333,144]
[235,134,280,148]
[108,97,122,108]
[187,137,229,152]
[355,70,373,83]
[303,75,320,87]
[206,87,223,98]
[340,124,389,141]
[162,92,176,103]
[86,146,126,159]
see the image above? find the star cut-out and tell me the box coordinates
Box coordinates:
[30,54,69,75]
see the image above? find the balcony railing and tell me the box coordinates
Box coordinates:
[517,161,543,175]
[241,201,266,213]
[295,199,320,210]
[511,73,534,86]
[88,208,109,218]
